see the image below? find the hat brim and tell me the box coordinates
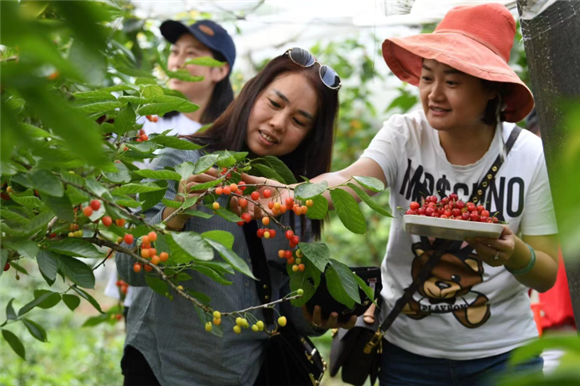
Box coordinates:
[382,33,534,122]
[160,20,192,44]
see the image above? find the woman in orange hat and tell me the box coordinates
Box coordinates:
[245,3,558,384]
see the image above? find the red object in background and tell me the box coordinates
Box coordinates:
[539,250,576,330]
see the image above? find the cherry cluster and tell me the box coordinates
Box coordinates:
[405,193,499,223]
[132,232,170,273]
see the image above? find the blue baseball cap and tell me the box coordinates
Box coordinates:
[160,19,236,69]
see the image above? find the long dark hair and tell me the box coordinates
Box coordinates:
[163,50,234,124]
[183,53,340,239]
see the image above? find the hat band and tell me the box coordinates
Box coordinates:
[434,29,509,63]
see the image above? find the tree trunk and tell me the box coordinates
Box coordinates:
[517,0,580,330]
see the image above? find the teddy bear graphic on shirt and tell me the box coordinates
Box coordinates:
[402,237,491,328]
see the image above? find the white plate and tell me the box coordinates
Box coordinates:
[403,215,504,241]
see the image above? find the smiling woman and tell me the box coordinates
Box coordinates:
[114,48,350,386]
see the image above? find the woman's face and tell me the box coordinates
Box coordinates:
[246,73,318,157]
[419,59,496,132]
[167,34,227,101]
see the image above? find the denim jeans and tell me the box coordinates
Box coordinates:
[379,341,543,386]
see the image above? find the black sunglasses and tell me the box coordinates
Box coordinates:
[285,47,342,90]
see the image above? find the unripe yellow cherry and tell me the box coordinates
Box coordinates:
[233,325,242,334]
[213,311,221,319]
[278,316,287,327]
[205,322,212,332]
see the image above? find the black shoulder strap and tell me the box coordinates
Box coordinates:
[470,125,522,204]
[242,221,275,325]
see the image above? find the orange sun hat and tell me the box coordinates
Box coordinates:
[382,3,533,123]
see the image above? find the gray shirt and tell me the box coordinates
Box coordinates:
[116,149,322,386]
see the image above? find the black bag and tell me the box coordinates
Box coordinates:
[329,126,523,385]
[242,221,325,386]
[306,266,382,323]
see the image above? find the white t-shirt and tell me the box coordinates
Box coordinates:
[361,110,557,360]
[134,113,202,169]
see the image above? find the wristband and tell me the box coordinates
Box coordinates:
[506,243,536,276]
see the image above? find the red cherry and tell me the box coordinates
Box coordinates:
[238,181,247,191]
[269,229,276,238]
[124,234,134,244]
[406,209,416,215]
[102,216,113,227]
[410,202,420,210]
[90,200,101,211]
[452,209,461,217]
[462,212,470,220]
[83,206,93,217]
[481,210,490,217]
[237,221,245,226]
[470,212,480,221]
[291,235,299,245]
[222,186,231,195]
[251,191,260,200]
[239,198,248,208]
[425,207,435,216]
[456,201,465,210]
[263,189,272,198]
[476,205,485,212]
[4,263,10,271]
[417,207,426,215]
[241,213,252,223]
[449,193,458,200]
[256,229,265,238]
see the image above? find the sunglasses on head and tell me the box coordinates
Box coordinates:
[285,47,342,90]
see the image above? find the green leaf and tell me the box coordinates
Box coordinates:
[204,239,257,280]
[10,262,28,275]
[29,169,64,197]
[185,289,211,304]
[162,199,182,208]
[9,194,41,209]
[139,96,199,116]
[165,69,204,82]
[326,260,361,308]
[6,299,18,321]
[347,183,392,217]
[33,290,61,309]
[215,151,237,168]
[18,292,55,317]
[182,209,213,219]
[167,232,214,263]
[115,198,143,208]
[22,319,48,342]
[214,208,243,223]
[140,181,167,212]
[135,169,182,181]
[353,274,375,303]
[184,57,226,67]
[262,156,297,184]
[150,136,203,151]
[175,273,193,282]
[295,181,328,200]
[71,286,103,313]
[175,161,195,180]
[288,260,321,307]
[82,314,109,327]
[145,276,169,297]
[48,239,102,259]
[194,154,219,174]
[116,65,155,78]
[100,84,136,92]
[41,194,74,222]
[103,162,132,183]
[141,85,164,99]
[77,100,124,115]
[62,294,81,311]
[202,230,234,250]
[305,195,329,220]
[2,329,25,360]
[73,91,117,101]
[61,170,86,187]
[353,176,385,193]
[86,176,109,198]
[297,242,330,272]
[36,250,59,281]
[6,240,39,260]
[190,265,233,286]
[112,183,165,195]
[251,163,285,183]
[195,260,235,275]
[57,255,96,288]
[329,189,366,234]
[191,178,222,192]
